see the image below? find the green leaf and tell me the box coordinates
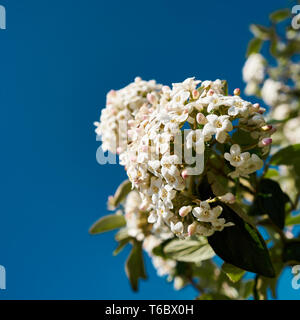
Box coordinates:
[113,237,131,256]
[232,129,257,147]
[163,238,215,263]
[125,241,147,291]
[250,24,271,40]
[285,213,300,226]
[283,240,300,263]
[89,214,126,235]
[270,9,290,23]
[110,180,132,208]
[246,38,263,57]
[208,203,275,278]
[264,169,279,179]
[270,144,300,166]
[222,263,246,283]
[251,179,289,229]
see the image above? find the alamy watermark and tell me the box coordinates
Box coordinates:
[0,5,6,30]
[96,123,205,176]
[0,265,6,290]
[292,265,300,290]
[292,5,300,30]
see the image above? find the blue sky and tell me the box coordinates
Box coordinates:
[0,0,299,299]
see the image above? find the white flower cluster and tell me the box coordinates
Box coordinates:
[243,54,300,145]
[100,77,273,239]
[94,77,162,153]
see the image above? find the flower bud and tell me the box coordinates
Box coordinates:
[258,107,266,114]
[219,193,235,204]
[192,89,200,99]
[147,93,156,104]
[196,113,207,125]
[233,88,240,96]
[258,138,272,147]
[261,125,272,131]
[181,169,189,179]
[188,222,197,236]
[179,205,192,217]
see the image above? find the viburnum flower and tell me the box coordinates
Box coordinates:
[224,144,251,167]
[96,77,274,239]
[203,115,233,143]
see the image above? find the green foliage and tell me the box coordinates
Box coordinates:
[109,180,132,208]
[250,24,271,40]
[283,240,300,263]
[163,238,215,263]
[222,263,246,283]
[89,214,126,235]
[251,179,289,229]
[285,213,300,226]
[125,241,147,291]
[246,38,263,57]
[270,144,300,167]
[232,129,257,147]
[269,9,290,23]
[208,203,275,278]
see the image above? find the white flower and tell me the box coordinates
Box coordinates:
[203,115,233,143]
[158,184,177,209]
[192,202,223,222]
[170,221,184,235]
[261,79,286,107]
[224,144,250,167]
[227,96,251,117]
[212,218,234,232]
[284,117,300,144]
[195,223,215,237]
[242,53,266,84]
[228,153,263,178]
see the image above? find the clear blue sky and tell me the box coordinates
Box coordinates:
[0,0,299,299]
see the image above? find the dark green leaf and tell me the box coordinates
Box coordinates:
[208,203,275,277]
[270,9,290,23]
[163,238,215,263]
[270,144,300,166]
[89,214,126,235]
[125,241,147,291]
[246,38,263,57]
[222,263,246,283]
[251,179,289,229]
[283,240,300,263]
[232,129,257,147]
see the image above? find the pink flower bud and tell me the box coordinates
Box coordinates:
[261,125,272,131]
[181,169,189,179]
[192,89,200,99]
[188,223,197,236]
[253,103,260,109]
[116,147,122,154]
[196,113,207,125]
[258,107,266,114]
[179,206,192,217]
[259,138,272,147]
[233,88,240,96]
[208,89,214,96]
[147,93,156,104]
